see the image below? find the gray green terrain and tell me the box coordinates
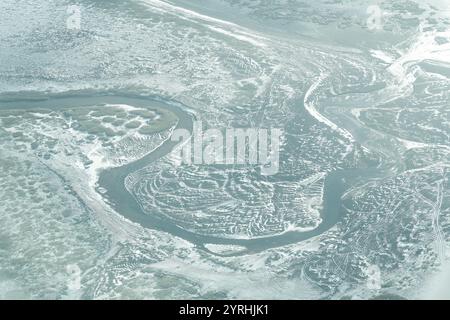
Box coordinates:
[0,0,449,299]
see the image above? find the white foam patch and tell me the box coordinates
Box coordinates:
[138,0,269,47]
[419,256,450,299]
[204,244,247,255]
[148,255,322,299]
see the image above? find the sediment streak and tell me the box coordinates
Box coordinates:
[303,73,355,143]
